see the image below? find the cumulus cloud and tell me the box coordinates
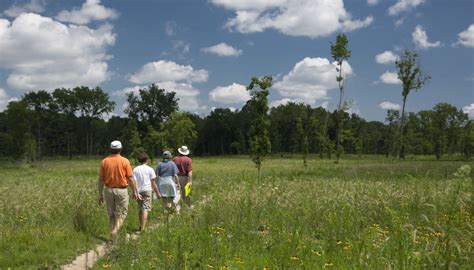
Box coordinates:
[127,61,209,111]
[455,24,474,48]
[380,71,401,84]
[56,0,119,25]
[129,60,208,84]
[4,0,45,17]
[209,83,250,104]
[412,25,442,49]
[379,101,401,110]
[388,0,425,16]
[0,13,115,91]
[375,51,399,64]
[210,0,373,38]
[202,43,242,57]
[463,103,474,119]
[273,57,352,104]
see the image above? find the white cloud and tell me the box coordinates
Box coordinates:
[127,61,208,111]
[379,101,401,110]
[273,57,352,104]
[367,0,379,6]
[375,51,399,64]
[129,60,208,84]
[0,13,115,91]
[4,0,45,17]
[455,24,474,48]
[463,104,474,119]
[56,0,118,25]
[380,71,401,84]
[395,18,405,27]
[388,0,425,16]
[412,25,442,49]
[209,83,250,104]
[162,40,191,59]
[202,43,242,57]
[210,0,373,38]
[111,85,143,97]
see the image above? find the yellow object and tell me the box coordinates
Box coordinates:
[184,183,191,196]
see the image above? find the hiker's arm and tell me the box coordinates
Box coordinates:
[188,171,192,186]
[175,174,180,189]
[97,178,104,206]
[128,177,142,200]
[151,178,161,199]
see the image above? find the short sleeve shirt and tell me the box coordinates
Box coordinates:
[156,160,178,177]
[174,156,192,176]
[133,164,157,192]
[99,154,133,188]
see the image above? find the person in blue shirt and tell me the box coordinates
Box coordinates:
[155,151,180,212]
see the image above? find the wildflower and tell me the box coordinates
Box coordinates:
[207,263,214,268]
[102,263,112,268]
[324,261,333,267]
[290,256,299,260]
[220,265,229,270]
[433,232,442,237]
[311,250,322,256]
[263,266,270,270]
[336,240,342,245]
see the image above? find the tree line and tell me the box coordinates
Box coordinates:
[0,83,471,162]
[0,34,472,163]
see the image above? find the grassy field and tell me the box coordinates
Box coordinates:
[0,156,472,269]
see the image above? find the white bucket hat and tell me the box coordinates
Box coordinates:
[110,140,122,149]
[178,145,190,155]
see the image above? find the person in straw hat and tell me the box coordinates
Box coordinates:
[174,145,193,209]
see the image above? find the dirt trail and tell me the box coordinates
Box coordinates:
[61,195,211,270]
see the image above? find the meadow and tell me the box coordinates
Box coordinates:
[0,156,472,269]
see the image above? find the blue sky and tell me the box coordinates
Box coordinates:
[0,0,472,121]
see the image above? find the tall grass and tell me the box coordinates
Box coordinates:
[0,157,471,268]
[94,157,473,269]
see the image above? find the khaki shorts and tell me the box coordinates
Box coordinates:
[178,176,189,194]
[138,190,152,212]
[105,187,129,219]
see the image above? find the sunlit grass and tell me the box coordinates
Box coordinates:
[0,156,472,269]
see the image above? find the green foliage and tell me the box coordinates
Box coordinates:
[247,76,272,178]
[125,84,179,131]
[158,112,198,153]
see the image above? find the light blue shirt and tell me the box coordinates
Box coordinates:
[156,159,178,177]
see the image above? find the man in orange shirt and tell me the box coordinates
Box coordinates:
[98,140,141,243]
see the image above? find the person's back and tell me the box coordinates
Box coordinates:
[100,154,132,188]
[133,163,155,193]
[174,155,192,176]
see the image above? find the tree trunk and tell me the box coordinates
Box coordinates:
[398,96,407,161]
[335,61,344,164]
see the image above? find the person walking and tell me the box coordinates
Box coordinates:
[156,151,180,213]
[174,145,193,209]
[133,153,161,232]
[98,140,141,243]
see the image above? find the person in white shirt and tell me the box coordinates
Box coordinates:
[133,153,161,232]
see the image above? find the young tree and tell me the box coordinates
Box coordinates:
[247,76,272,179]
[295,116,309,170]
[395,50,431,160]
[330,33,351,163]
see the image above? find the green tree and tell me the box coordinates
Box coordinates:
[158,112,197,153]
[4,101,36,161]
[247,76,272,179]
[395,50,431,160]
[330,33,351,163]
[125,84,179,131]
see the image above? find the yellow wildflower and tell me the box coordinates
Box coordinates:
[324,261,333,267]
[290,256,299,260]
[311,250,322,256]
[102,263,112,268]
